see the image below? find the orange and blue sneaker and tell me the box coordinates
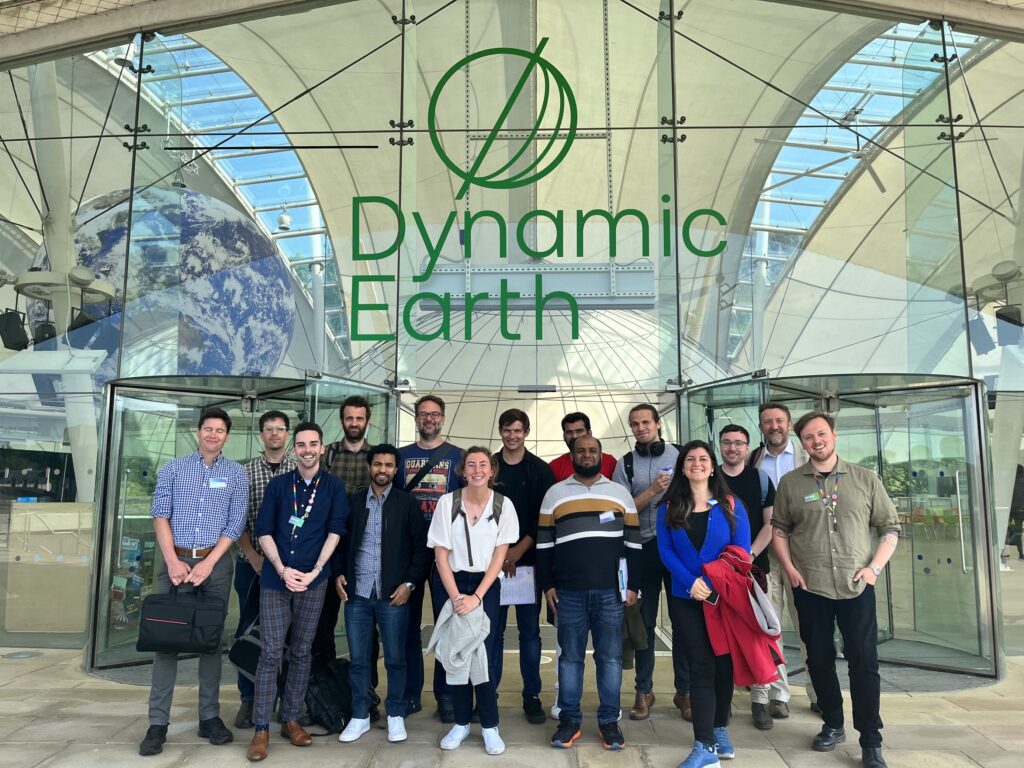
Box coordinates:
[600,721,625,750]
[551,716,582,748]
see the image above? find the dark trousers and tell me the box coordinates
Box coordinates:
[345,594,408,718]
[430,570,500,728]
[402,575,434,703]
[494,592,542,700]
[232,556,261,701]
[668,597,732,746]
[311,578,342,660]
[794,586,883,748]
[254,581,327,726]
[637,537,690,694]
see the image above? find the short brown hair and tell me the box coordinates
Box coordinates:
[340,395,371,420]
[794,410,835,440]
[498,408,530,431]
[758,401,791,419]
[457,446,499,487]
[415,394,445,415]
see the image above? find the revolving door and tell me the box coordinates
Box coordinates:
[681,373,999,676]
[86,374,392,670]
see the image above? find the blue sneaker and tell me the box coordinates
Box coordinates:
[713,727,735,759]
[677,741,721,768]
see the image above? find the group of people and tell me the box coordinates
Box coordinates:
[137,395,900,768]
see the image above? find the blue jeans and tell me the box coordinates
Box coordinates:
[495,598,542,699]
[232,555,260,701]
[556,588,623,726]
[345,594,409,718]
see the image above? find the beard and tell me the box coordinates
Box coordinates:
[573,460,601,478]
[345,424,367,441]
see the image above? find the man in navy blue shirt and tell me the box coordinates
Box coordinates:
[246,422,348,762]
[139,407,248,757]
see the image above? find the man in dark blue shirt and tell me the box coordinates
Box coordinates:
[246,422,348,762]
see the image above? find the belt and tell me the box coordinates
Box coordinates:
[174,545,215,558]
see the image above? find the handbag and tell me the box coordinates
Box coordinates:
[136,584,227,654]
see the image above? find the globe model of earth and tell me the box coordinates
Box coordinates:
[28,186,296,384]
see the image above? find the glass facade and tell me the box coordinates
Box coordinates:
[0,0,1021,671]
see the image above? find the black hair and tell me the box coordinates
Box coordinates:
[561,411,591,431]
[366,443,400,466]
[498,408,530,431]
[292,421,323,441]
[199,407,232,432]
[259,410,290,431]
[663,440,736,532]
[719,423,750,442]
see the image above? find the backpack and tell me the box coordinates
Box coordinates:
[623,443,683,486]
[450,488,505,568]
[304,657,353,734]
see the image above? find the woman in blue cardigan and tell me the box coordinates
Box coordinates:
[658,440,751,768]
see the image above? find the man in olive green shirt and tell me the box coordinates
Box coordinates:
[771,411,899,768]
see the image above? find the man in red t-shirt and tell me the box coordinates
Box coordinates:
[548,412,618,482]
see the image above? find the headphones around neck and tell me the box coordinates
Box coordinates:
[636,439,666,457]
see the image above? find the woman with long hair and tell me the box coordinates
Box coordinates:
[427,446,519,756]
[658,440,751,768]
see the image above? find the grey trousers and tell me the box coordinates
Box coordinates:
[147,554,234,725]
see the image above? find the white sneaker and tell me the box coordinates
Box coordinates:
[338,716,370,743]
[387,715,407,743]
[550,700,561,720]
[482,726,505,755]
[440,723,471,750]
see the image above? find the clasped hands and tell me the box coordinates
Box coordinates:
[281,566,316,592]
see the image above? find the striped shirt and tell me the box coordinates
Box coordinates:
[243,454,297,555]
[535,475,643,593]
[151,451,248,548]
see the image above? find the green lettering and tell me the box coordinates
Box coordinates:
[682,208,727,257]
[576,208,649,258]
[350,275,395,341]
[517,209,563,259]
[352,196,404,260]
[403,291,451,341]
[463,290,489,339]
[412,210,457,282]
[499,280,521,340]
[464,209,506,261]
[534,273,578,340]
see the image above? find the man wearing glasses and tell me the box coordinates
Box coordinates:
[395,394,464,721]
[717,424,787,731]
[232,411,297,729]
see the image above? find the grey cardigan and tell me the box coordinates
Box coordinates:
[426,599,490,686]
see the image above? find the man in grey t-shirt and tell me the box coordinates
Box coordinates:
[611,404,689,722]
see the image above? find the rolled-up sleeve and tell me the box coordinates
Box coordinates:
[223,465,248,541]
[869,475,901,536]
[151,461,174,520]
[771,483,794,535]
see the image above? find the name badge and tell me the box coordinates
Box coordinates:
[209,477,227,489]
[288,515,305,528]
[804,491,822,503]
[599,511,616,524]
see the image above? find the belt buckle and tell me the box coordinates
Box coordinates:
[191,547,201,558]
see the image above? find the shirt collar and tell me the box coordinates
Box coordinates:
[191,450,223,466]
[566,474,611,487]
[801,456,848,476]
[371,483,392,502]
[764,440,795,460]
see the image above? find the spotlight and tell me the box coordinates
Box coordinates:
[277,209,292,232]
[171,170,187,189]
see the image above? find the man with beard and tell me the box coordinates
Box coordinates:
[233,411,297,729]
[749,401,816,715]
[537,435,642,751]
[313,395,375,664]
[772,411,900,768]
[335,444,429,744]
[717,424,789,730]
[395,394,464,721]
[246,422,348,762]
[492,408,555,724]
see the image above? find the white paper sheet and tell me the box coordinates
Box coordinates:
[500,565,536,606]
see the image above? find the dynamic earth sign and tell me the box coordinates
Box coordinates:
[349,39,727,342]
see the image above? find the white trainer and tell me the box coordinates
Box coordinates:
[387,715,407,743]
[482,726,505,755]
[440,723,471,750]
[338,716,370,743]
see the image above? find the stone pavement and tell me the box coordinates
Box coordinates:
[0,648,1022,767]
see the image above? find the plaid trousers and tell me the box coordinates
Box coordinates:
[253,580,327,726]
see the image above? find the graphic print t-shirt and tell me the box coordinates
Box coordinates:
[397,442,465,522]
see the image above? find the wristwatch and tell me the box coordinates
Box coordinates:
[870,565,882,576]
[403,582,415,591]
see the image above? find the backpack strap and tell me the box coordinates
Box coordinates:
[491,491,504,525]
[451,488,474,568]
[624,452,634,485]
[757,468,770,507]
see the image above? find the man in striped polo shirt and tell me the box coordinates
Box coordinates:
[536,435,642,752]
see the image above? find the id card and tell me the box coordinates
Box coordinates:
[804,491,822,503]
[209,477,227,489]
[288,515,305,528]
[599,511,616,524]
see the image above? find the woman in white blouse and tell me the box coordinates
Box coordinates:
[427,446,519,756]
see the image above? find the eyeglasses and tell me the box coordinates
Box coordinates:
[417,411,443,419]
[720,440,749,448]
[262,426,288,433]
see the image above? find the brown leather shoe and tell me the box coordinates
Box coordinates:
[246,730,269,762]
[281,719,313,747]
[629,691,655,720]
[673,692,693,722]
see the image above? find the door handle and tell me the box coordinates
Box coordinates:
[953,471,968,574]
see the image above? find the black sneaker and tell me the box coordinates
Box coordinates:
[599,721,625,750]
[197,716,234,745]
[523,696,546,725]
[138,724,167,756]
[551,716,582,748]
[405,697,422,716]
[812,725,846,752]
[436,696,455,724]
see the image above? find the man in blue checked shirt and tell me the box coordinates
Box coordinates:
[246,421,348,762]
[139,407,248,758]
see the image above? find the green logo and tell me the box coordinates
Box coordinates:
[427,37,577,200]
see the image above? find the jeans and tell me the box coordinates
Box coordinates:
[494,596,542,699]
[555,588,623,726]
[637,538,690,695]
[668,596,733,746]
[148,555,233,725]
[794,585,882,748]
[345,594,409,718]
[431,570,501,728]
[232,556,260,701]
